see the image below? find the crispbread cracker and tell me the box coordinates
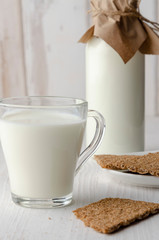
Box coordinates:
[94,152,159,176]
[73,198,159,234]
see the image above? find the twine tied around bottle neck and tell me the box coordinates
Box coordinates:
[88,1,159,33]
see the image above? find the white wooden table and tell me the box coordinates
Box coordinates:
[1,146,159,240]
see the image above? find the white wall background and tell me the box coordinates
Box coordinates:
[0,0,90,98]
[140,0,158,117]
[21,0,90,98]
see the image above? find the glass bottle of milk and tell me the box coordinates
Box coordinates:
[86,37,145,154]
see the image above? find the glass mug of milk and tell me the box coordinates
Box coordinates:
[0,96,105,208]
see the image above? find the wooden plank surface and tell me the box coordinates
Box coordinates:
[140,0,158,117]
[1,145,159,239]
[21,0,89,98]
[157,1,159,115]
[0,0,26,97]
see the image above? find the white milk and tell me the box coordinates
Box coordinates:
[86,37,144,154]
[0,110,86,199]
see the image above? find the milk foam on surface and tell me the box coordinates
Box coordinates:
[0,110,86,199]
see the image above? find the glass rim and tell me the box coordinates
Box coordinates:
[0,96,88,109]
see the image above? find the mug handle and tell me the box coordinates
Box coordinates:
[75,110,105,174]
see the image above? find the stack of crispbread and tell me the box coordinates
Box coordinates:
[94,152,159,176]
